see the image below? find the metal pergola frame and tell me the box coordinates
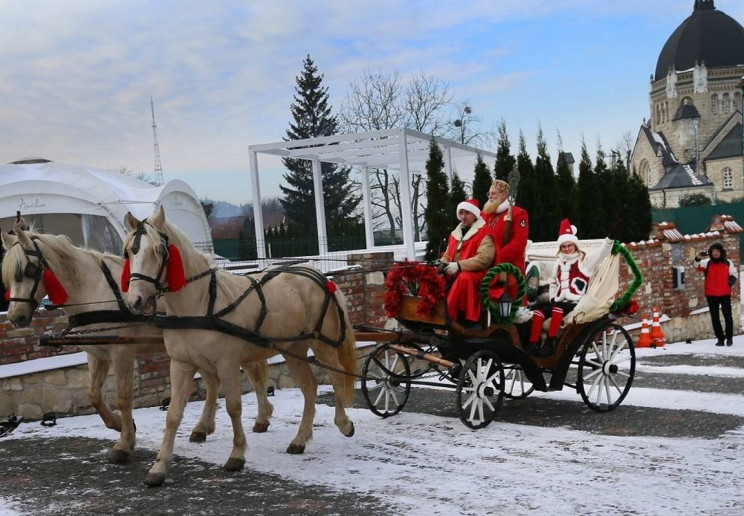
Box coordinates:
[248,127,497,260]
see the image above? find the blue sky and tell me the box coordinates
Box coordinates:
[2,0,743,206]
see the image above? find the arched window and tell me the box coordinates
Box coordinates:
[722,93,731,114]
[711,93,719,115]
[640,161,651,187]
[734,92,741,112]
[723,167,733,190]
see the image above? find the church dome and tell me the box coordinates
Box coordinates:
[655,0,744,81]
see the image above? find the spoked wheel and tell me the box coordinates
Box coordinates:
[577,322,636,412]
[502,365,535,399]
[456,350,504,429]
[361,343,412,418]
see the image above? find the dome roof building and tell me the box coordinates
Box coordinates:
[630,0,744,208]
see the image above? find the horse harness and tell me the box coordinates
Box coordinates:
[8,238,47,310]
[9,236,151,332]
[127,220,348,350]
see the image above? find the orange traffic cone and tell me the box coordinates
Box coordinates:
[649,306,666,348]
[636,314,652,348]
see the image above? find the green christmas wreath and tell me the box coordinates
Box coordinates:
[480,263,526,324]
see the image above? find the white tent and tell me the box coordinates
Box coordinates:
[0,158,213,254]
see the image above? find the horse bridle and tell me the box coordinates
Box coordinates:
[126,220,170,294]
[8,239,48,309]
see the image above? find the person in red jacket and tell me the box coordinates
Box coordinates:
[481,179,528,273]
[481,179,529,312]
[440,199,495,325]
[694,242,738,346]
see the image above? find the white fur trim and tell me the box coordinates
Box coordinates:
[557,233,578,247]
[456,200,480,218]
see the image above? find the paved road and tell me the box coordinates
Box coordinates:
[1,348,743,515]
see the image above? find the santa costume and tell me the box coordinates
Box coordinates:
[528,218,613,354]
[441,199,495,323]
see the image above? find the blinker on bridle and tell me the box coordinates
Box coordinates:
[9,239,50,309]
[125,220,170,292]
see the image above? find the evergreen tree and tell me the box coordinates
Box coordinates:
[626,173,653,241]
[592,143,612,237]
[555,151,576,221]
[280,55,360,230]
[494,119,515,183]
[532,126,558,241]
[424,139,450,261]
[514,131,538,238]
[574,140,602,238]
[471,153,492,209]
[450,172,467,224]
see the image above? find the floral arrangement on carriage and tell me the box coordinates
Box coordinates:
[384,260,447,324]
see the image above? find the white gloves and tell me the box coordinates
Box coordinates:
[444,261,460,275]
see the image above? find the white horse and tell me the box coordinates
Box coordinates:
[122,206,357,487]
[1,228,273,464]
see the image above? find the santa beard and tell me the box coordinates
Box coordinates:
[482,198,505,215]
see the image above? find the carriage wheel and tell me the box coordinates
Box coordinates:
[361,344,412,418]
[577,322,635,412]
[502,365,535,399]
[456,350,504,429]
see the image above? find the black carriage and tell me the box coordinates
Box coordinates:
[356,241,643,429]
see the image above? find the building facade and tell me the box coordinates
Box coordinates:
[630,0,744,208]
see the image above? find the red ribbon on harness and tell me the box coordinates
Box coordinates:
[326,280,337,294]
[166,244,186,292]
[3,289,9,302]
[43,269,68,305]
[120,259,131,293]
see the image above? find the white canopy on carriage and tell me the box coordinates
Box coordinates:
[0,158,213,255]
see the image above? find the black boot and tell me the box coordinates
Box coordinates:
[715,339,725,347]
[726,338,733,346]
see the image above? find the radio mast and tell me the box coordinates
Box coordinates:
[150,97,164,186]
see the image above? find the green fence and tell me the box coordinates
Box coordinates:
[653,201,744,250]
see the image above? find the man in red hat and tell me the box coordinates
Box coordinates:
[527,218,612,356]
[440,198,495,325]
[481,179,529,309]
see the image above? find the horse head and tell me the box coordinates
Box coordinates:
[122,206,187,316]
[1,228,66,327]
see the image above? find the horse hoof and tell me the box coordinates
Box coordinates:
[286,443,305,455]
[224,457,245,471]
[189,431,207,443]
[252,422,270,433]
[344,422,355,438]
[109,449,131,464]
[143,473,166,487]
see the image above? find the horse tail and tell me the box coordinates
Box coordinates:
[333,289,358,408]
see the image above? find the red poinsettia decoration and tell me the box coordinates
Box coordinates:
[384,260,446,318]
[623,299,639,316]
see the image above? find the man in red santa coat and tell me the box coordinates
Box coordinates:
[481,179,529,304]
[440,199,495,325]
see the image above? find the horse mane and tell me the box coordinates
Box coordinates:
[1,230,123,288]
[125,217,213,278]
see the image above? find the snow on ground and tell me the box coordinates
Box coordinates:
[3,339,744,515]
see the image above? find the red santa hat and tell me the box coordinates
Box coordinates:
[456,198,480,218]
[557,218,578,247]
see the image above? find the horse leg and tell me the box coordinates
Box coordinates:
[218,362,247,471]
[243,360,273,433]
[313,346,355,438]
[189,370,219,443]
[283,355,317,454]
[109,354,137,464]
[86,353,121,432]
[144,361,195,487]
